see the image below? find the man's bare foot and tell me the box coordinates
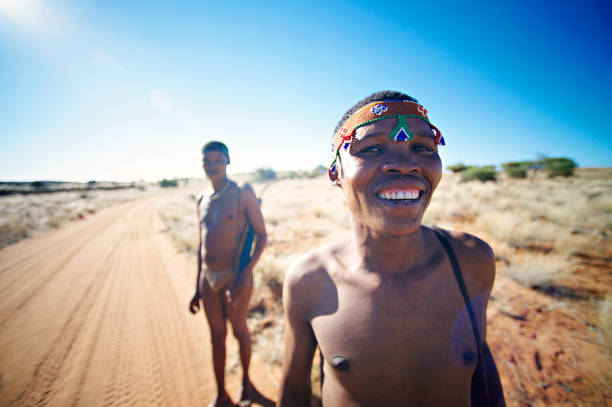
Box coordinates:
[237,381,252,407]
[209,390,234,407]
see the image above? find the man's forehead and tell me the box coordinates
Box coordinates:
[354,117,436,141]
[203,150,226,158]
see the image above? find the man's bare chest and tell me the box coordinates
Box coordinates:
[310,276,479,395]
[201,191,243,231]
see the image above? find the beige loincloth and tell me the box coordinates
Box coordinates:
[203,268,236,292]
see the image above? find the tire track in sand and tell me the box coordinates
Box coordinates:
[10,235,125,406]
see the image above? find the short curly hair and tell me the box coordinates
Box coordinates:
[202,141,229,159]
[333,90,417,136]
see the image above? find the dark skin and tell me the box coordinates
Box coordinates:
[189,149,267,407]
[278,118,499,406]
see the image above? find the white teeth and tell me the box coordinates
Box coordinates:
[378,191,420,200]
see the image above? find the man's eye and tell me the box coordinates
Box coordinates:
[359,145,383,154]
[414,144,435,152]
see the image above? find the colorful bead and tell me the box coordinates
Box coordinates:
[370,103,388,115]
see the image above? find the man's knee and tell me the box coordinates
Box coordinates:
[210,325,227,345]
[231,322,250,341]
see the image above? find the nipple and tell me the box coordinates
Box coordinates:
[331,355,349,371]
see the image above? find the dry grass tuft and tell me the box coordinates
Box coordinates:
[504,253,573,288]
[0,186,161,249]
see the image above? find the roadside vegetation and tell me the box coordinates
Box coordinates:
[0,183,161,249]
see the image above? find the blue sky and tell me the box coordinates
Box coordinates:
[1,0,610,181]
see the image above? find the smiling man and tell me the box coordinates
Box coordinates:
[277,91,505,406]
[189,141,267,407]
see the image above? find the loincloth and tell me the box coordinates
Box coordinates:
[203,268,236,292]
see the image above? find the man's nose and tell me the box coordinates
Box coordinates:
[381,151,421,174]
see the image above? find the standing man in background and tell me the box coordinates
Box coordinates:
[190,141,267,407]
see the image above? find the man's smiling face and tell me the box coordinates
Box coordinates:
[337,116,442,236]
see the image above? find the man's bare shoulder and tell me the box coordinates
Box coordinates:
[285,244,338,285]
[236,181,257,201]
[236,181,253,193]
[429,226,495,288]
[436,227,493,257]
[284,242,344,303]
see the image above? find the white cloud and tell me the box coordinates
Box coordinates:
[148,89,176,112]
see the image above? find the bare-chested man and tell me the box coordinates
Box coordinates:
[189,141,267,407]
[278,91,505,406]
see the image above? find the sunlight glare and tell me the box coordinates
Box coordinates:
[0,0,44,27]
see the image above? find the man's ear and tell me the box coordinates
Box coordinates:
[226,155,231,165]
[333,158,343,188]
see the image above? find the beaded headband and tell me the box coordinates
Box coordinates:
[329,100,444,180]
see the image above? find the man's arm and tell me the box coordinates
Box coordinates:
[241,184,267,272]
[474,341,506,407]
[277,260,318,407]
[189,198,204,314]
[451,231,505,406]
[227,184,267,301]
[473,245,505,406]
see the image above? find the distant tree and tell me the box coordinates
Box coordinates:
[543,157,578,178]
[253,168,277,182]
[313,165,327,175]
[306,165,327,178]
[30,181,44,189]
[447,163,471,173]
[159,178,178,187]
[501,161,533,179]
[461,166,497,182]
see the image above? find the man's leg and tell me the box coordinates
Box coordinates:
[201,280,233,406]
[225,271,254,403]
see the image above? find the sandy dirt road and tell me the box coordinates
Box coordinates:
[0,193,277,406]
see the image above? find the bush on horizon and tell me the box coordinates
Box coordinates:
[159,178,178,188]
[544,157,578,178]
[253,167,277,183]
[447,163,471,173]
[501,161,533,179]
[461,166,497,182]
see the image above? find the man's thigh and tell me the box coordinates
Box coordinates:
[225,272,253,325]
[200,280,227,331]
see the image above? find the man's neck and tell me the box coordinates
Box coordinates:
[351,224,429,276]
[212,177,229,191]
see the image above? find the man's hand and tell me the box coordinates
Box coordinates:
[226,266,251,304]
[189,291,201,314]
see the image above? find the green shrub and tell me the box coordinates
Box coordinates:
[544,157,577,178]
[501,161,533,179]
[461,166,497,182]
[159,178,178,188]
[447,163,471,173]
[254,167,277,182]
